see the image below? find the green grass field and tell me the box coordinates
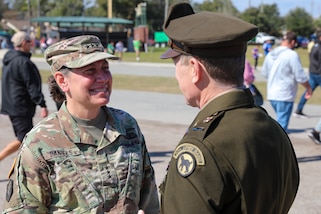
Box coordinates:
[25,45,321,105]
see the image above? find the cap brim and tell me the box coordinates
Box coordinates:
[160,48,181,59]
[66,51,119,69]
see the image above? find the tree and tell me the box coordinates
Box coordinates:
[314,16,321,30]
[84,0,106,17]
[0,0,9,20]
[284,8,315,37]
[45,0,84,17]
[257,4,283,36]
[193,0,239,16]
[240,7,261,27]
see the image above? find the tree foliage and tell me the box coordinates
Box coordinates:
[0,0,9,20]
[314,17,321,30]
[285,8,314,37]
[2,0,320,37]
[257,4,283,35]
[193,0,239,16]
[45,0,84,17]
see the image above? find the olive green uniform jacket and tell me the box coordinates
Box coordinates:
[160,89,299,214]
[3,104,160,214]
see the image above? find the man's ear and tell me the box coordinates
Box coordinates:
[54,72,68,92]
[190,57,203,84]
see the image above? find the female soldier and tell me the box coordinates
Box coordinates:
[3,35,159,214]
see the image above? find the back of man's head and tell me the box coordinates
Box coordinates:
[283,31,297,43]
[11,31,30,48]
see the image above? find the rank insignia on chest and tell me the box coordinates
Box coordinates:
[173,143,205,177]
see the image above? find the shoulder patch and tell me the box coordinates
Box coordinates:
[173,143,205,165]
[173,143,205,177]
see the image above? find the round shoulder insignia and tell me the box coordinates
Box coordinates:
[176,152,195,177]
[173,143,205,177]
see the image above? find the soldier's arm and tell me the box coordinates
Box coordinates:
[138,135,160,214]
[3,145,51,213]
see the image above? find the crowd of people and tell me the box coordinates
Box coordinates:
[0,2,320,213]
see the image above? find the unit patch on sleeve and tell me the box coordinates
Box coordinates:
[173,143,205,177]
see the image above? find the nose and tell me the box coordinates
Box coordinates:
[95,70,110,82]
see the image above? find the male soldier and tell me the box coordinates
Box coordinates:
[159,3,299,214]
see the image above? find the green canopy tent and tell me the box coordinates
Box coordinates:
[31,16,133,47]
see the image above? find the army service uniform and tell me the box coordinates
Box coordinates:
[160,89,299,214]
[3,103,159,214]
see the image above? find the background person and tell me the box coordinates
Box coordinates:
[263,39,273,56]
[309,118,321,145]
[252,44,260,70]
[0,31,48,162]
[261,31,312,132]
[106,40,115,55]
[133,40,141,61]
[244,59,263,105]
[2,35,159,214]
[39,35,48,53]
[159,3,299,214]
[294,30,321,118]
[115,40,124,60]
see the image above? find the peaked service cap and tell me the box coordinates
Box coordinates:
[44,35,118,73]
[161,3,258,59]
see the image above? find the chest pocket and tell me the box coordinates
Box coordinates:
[46,147,103,212]
[104,132,143,203]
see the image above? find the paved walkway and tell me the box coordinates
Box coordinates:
[0,49,320,213]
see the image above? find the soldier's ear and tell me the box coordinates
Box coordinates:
[190,57,203,84]
[54,72,68,92]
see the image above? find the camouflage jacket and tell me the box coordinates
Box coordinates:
[3,104,160,214]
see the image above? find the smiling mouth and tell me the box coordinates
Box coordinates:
[90,88,108,93]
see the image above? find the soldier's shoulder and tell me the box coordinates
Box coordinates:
[24,112,60,143]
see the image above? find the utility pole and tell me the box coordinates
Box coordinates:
[311,0,314,18]
[38,0,40,17]
[107,0,112,18]
[27,0,31,34]
[165,0,169,20]
[107,0,112,32]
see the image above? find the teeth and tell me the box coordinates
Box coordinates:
[91,88,107,92]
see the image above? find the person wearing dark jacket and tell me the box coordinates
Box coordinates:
[294,30,321,118]
[0,31,48,162]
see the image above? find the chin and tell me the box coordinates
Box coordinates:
[94,98,109,106]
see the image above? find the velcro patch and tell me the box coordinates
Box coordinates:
[173,143,205,177]
[173,143,205,165]
[6,179,13,202]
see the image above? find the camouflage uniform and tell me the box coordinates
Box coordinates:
[3,103,160,213]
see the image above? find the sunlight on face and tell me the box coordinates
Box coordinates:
[65,60,112,110]
[173,56,197,107]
